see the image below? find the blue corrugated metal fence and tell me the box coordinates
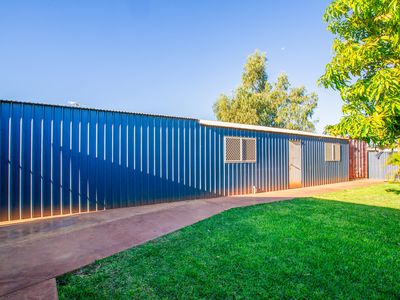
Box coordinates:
[368,151,399,180]
[0,100,349,222]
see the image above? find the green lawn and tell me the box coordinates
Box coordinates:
[57,183,400,299]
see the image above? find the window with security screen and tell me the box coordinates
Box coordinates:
[225,137,242,162]
[242,138,256,162]
[224,137,256,163]
[334,143,341,161]
[325,143,341,161]
[325,143,333,161]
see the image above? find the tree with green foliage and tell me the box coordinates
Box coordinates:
[214,51,318,132]
[319,0,400,148]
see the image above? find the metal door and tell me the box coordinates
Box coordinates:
[289,140,302,188]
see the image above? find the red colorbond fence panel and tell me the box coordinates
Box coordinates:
[349,139,368,179]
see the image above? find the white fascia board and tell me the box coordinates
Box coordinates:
[198,119,348,140]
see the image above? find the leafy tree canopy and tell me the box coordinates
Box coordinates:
[214,51,318,132]
[319,0,400,148]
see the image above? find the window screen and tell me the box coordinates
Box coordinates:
[225,137,256,163]
[225,137,242,162]
[325,143,341,161]
[334,143,341,161]
[325,143,333,161]
[242,138,256,162]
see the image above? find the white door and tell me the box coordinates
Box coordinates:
[289,141,302,188]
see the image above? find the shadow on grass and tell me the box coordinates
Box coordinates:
[386,188,400,195]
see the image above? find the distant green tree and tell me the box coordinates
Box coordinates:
[319,0,400,148]
[214,51,318,132]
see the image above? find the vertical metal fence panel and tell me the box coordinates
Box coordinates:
[43,109,51,215]
[147,116,153,202]
[170,120,179,199]
[112,113,120,208]
[51,107,61,215]
[349,139,368,179]
[71,109,80,213]
[127,114,134,206]
[194,123,199,198]
[310,138,314,186]
[88,110,97,211]
[140,116,145,204]
[61,108,71,214]
[201,125,206,194]
[191,121,196,198]
[271,135,276,191]
[268,134,272,190]
[161,118,167,200]
[209,126,213,195]
[269,134,274,191]
[277,136,282,190]
[141,116,148,204]
[265,133,270,192]
[311,138,315,186]
[105,112,113,209]
[154,117,160,202]
[147,117,154,204]
[182,120,190,197]
[164,118,169,201]
[314,139,318,185]
[199,125,204,196]
[0,103,10,221]
[10,104,21,220]
[276,135,281,190]
[146,116,152,202]
[312,138,316,186]
[32,105,43,218]
[96,111,105,210]
[21,105,33,219]
[305,138,310,187]
[79,109,88,213]
[167,120,172,201]
[123,116,129,206]
[0,100,350,223]
[311,139,316,186]
[232,129,237,195]
[368,151,398,180]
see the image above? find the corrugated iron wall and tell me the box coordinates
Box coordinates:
[349,139,368,179]
[368,151,399,180]
[302,137,349,187]
[0,101,349,222]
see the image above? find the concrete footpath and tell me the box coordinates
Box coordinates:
[0,180,382,299]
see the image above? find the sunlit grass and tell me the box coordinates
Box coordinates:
[58,183,400,299]
[315,183,400,209]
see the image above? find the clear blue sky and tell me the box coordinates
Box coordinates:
[0,0,342,133]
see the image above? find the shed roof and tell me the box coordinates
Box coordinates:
[0,99,197,121]
[1,99,347,140]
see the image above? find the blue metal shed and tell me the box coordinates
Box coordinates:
[0,100,349,223]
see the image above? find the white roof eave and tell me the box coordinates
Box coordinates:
[198,120,348,140]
